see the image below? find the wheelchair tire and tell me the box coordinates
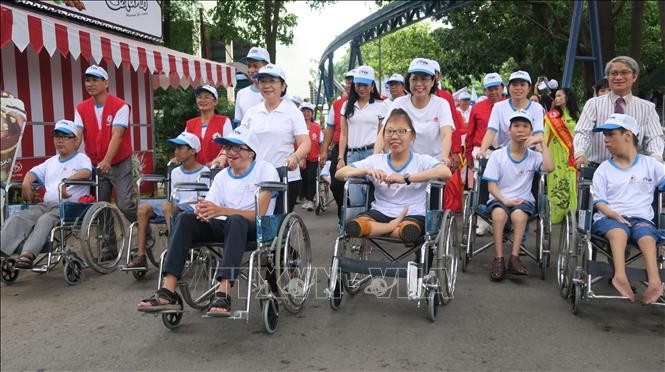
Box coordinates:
[342,238,371,296]
[329,275,343,310]
[462,213,476,273]
[274,213,312,314]
[262,298,279,334]
[63,257,83,285]
[180,247,217,311]
[80,202,126,274]
[427,289,439,322]
[558,211,577,299]
[538,197,552,281]
[132,269,147,281]
[162,295,184,329]
[570,283,582,315]
[1,258,19,284]
[146,225,168,269]
[436,211,458,305]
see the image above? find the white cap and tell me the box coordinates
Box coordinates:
[538,81,548,91]
[290,95,303,105]
[257,64,286,81]
[84,65,108,80]
[509,109,533,125]
[483,73,503,89]
[246,47,271,63]
[592,114,640,136]
[508,70,532,85]
[214,127,260,153]
[194,85,218,100]
[300,102,315,112]
[53,119,79,137]
[408,58,435,76]
[459,92,471,100]
[168,131,201,152]
[386,73,405,84]
[345,69,356,78]
[547,79,558,90]
[353,65,375,85]
[429,59,441,73]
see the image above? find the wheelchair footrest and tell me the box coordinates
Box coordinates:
[587,260,665,282]
[337,257,417,278]
[120,266,147,272]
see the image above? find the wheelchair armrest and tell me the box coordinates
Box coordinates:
[172,182,210,192]
[137,174,167,183]
[61,178,95,186]
[427,180,445,189]
[257,182,288,192]
[345,177,370,186]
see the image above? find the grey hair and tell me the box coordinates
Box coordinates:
[605,56,639,76]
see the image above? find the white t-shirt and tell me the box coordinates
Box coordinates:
[384,95,455,159]
[352,152,442,217]
[205,160,279,220]
[170,164,210,204]
[482,147,543,204]
[240,99,309,181]
[342,99,388,148]
[487,100,544,148]
[234,85,263,124]
[29,152,93,204]
[458,107,471,123]
[592,155,665,222]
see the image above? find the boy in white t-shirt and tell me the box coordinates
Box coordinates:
[128,132,210,269]
[482,110,553,281]
[1,120,92,269]
[590,114,665,304]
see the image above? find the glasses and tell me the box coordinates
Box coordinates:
[409,76,432,83]
[54,134,76,140]
[258,77,281,85]
[383,128,413,137]
[223,144,250,153]
[608,70,633,78]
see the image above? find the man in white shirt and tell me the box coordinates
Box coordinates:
[233,47,271,128]
[573,55,664,168]
[457,91,472,124]
[1,120,92,269]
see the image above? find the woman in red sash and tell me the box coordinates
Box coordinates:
[544,88,579,224]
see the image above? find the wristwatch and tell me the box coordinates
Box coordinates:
[403,173,411,185]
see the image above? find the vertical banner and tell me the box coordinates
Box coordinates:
[0,91,27,185]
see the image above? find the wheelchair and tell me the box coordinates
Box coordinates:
[460,158,552,278]
[314,162,333,215]
[326,177,458,322]
[145,167,313,334]
[1,173,126,285]
[557,167,665,314]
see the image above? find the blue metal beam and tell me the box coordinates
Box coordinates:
[562,0,604,88]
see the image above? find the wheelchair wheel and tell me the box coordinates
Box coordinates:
[162,294,184,329]
[435,211,458,305]
[63,257,83,285]
[538,198,552,280]
[569,283,582,315]
[262,298,279,334]
[274,213,312,314]
[461,212,476,273]
[558,210,577,299]
[427,289,439,322]
[146,224,168,269]
[341,238,371,295]
[180,247,217,311]
[1,258,19,284]
[132,268,147,280]
[80,202,126,274]
[329,274,343,310]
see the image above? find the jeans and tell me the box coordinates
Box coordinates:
[345,147,373,207]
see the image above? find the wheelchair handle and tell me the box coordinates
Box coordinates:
[427,180,445,188]
[344,177,371,186]
[61,178,95,186]
[257,181,288,192]
[171,182,210,192]
[137,174,166,183]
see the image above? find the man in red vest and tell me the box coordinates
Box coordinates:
[320,69,355,224]
[74,65,136,224]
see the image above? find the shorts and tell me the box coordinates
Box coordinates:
[487,199,536,217]
[591,216,661,245]
[357,209,425,231]
[139,199,194,218]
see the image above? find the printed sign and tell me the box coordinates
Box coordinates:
[0,91,27,186]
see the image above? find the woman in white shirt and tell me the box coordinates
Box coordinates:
[239,64,311,212]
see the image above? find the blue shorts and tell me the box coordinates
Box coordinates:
[591,216,661,245]
[487,200,536,217]
[139,199,194,218]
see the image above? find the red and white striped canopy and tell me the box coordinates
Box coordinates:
[0,4,235,89]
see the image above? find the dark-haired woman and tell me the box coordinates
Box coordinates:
[337,65,388,205]
[544,87,580,224]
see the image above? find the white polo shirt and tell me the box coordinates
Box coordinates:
[482,147,543,204]
[342,99,388,149]
[29,152,93,204]
[384,95,454,159]
[352,152,442,217]
[170,165,210,204]
[234,85,263,124]
[487,100,544,147]
[592,155,665,222]
[205,160,279,220]
[240,99,309,181]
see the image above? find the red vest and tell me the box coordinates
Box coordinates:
[332,96,348,144]
[186,114,229,165]
[77,95,132,165]
[436,88,466,154]
[306,121,322,162]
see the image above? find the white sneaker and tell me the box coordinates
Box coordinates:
[476,220,491,236]
[301,201,308,210]
[306,201,314,211]
[476,225,487,236]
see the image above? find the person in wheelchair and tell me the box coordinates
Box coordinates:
[128,132,209,268]
[1,120,92,268]
[484,110,553,281]
[589,114,665,304]
[136,128,279,316]
[335,108,451,243]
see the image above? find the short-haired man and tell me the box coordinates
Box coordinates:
[574,55,664,168]
[233,47,271,128]
[386,73,407,101]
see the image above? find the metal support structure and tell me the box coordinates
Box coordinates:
[562,0,604,88]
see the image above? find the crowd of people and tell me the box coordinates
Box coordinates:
[2,49,664,307]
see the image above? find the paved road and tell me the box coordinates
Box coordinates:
[2,205,664,371]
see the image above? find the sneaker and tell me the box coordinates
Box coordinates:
[490,257,505,281]
[507,255,528,275]
[476,226,487,236]
[306,200,314,211]
[127,254,147,269]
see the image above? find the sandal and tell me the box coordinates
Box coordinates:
[206,292,232,317]
[15,253,36,269]
[137,287,180,313]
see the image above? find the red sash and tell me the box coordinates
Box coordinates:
[545,110,575,168]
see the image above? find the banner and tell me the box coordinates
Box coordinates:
[0,91,27,186]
